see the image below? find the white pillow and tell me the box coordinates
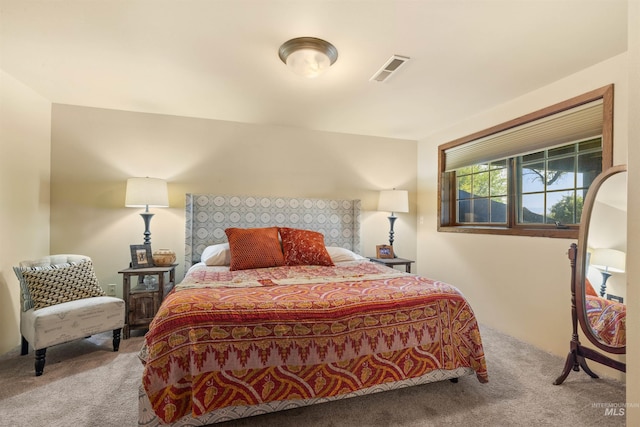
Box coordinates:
[201,243,231,266]
[326,246,366,263]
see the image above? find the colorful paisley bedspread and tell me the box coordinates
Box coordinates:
[586,295,626,347]
[142,261,488,423]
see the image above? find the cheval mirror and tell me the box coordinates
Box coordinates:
[554,164,627,385]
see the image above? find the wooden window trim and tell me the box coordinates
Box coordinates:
[437,84,614,239]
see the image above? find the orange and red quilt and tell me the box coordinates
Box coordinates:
[585,295,626,347]
[142,261,488,423]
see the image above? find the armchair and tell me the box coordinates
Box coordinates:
[13,254,125,376]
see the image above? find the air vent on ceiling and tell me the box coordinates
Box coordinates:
[369,55,410,82]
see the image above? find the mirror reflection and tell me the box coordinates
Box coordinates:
[554,166,626,385]
[584,170,627,348]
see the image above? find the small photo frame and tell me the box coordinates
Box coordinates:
[130,244,154,269]
[376,244,394,259]
[607,294,624,304]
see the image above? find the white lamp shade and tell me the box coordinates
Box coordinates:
[378,190,409,213]
[125,177,169,208]
[590,248,626,273]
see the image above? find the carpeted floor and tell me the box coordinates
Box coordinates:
[0,325,625,427]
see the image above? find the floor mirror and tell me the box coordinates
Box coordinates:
[554,164,626,385]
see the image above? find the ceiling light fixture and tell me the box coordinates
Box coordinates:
[278,37,338,78]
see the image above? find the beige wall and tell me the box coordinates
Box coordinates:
[417,52,629,380]
[0,70,52,355]
[586,201,626,301]
[625,0,640,422]
[49,105,418,299]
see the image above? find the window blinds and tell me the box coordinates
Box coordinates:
[444,100,603,171]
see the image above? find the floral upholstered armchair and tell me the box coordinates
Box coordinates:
[13,254,125,376]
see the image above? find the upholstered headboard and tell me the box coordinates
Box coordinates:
[185,194,361,269]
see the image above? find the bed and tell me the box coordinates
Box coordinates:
[584,279,626,347]
[138,194,488,426]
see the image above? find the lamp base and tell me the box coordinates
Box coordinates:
[140,212,154,246]
[599,271,612,298]
[387,215,398,258]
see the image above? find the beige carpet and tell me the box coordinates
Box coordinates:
[0,326,625,427]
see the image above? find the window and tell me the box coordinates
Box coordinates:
[438,85,613,238]
[456,160,508,224]
[518,138,602,226]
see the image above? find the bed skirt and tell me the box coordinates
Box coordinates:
[138,366,474,426]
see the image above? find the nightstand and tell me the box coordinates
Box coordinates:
[118,264,176,338]
[368,257,415,273]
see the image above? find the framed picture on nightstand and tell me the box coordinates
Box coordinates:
[130,244,154,269]
[376,244,394,259]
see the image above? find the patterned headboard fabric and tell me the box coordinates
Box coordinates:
[185,194,361,269]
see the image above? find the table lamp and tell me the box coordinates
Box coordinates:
[125,177,169,245]
[590,248,626,297]
[378,189,409,257]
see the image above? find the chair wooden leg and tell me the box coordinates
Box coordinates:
[21,336,29,355]
[113,328,122,352]
[35,348,46,376]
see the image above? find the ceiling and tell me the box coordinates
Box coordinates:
[0,0,628,141]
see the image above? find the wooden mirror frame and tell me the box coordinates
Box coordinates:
[554,164,626,385]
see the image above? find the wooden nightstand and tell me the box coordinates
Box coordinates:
[368,257,415,273]
[118,264,176,339]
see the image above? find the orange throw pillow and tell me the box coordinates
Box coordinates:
[225,227,285,271]
[585,277,598,297]
[279,227,334,267]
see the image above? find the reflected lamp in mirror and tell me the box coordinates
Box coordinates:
[590,248,626,298]
[125,177,169,245]
[378,189,409,256]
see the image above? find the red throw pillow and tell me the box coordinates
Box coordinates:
[585,277,598,297]
[279,227,334,267]
[225,227,285,271]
